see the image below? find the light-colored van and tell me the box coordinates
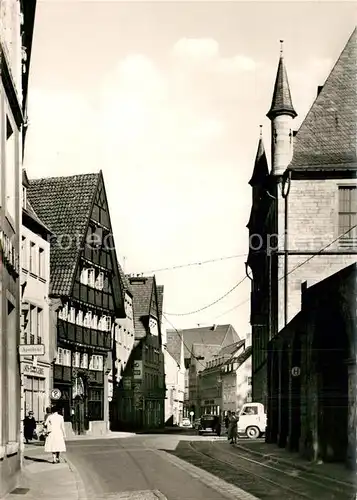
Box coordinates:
[237,402,267,439]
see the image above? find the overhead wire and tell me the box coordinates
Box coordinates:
[163,275,248,316]
[166,223,357,320]
[141,253,248,274]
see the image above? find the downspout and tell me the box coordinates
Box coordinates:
[282,171,292,326]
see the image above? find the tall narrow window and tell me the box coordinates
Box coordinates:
[76,310,83,326]
[92,315,98,330]
[95,272,104,290]
[80,268,88,285]
[38,248,45,278]
[29,242,36,273]
[338,186,357,246]
[37,308,43,345]
[30,305,36,344]
[21,236,27,270]
[88,268,95,287]
[69,307,76,323]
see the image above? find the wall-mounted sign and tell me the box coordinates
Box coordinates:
[19,344,45,356]
[133,361,143,380]
[51,388,62,400]
[23,363,45,377]
[291,366,301,377]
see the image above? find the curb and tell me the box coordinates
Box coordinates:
[152,449,259,500]
[64,455,87,500]
[234,443,355,487]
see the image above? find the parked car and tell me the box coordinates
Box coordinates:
[198,414,221,436]
[181,418,192,428]
[237,402,266,439]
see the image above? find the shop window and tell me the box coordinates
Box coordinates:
[24,376,46,422]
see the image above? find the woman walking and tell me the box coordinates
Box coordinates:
[44,405,66,463]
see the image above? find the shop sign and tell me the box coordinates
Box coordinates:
[19,344,45,356]
[23,363,44,377]
[133,361,143,380]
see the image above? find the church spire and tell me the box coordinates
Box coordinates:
[267,40,297,120]
[248,125,269,186]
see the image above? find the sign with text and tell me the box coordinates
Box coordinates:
[133,361,143,380]
[23,363,45,377]
[19,344,45,356]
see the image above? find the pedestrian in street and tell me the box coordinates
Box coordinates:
[228,411,238,445]
[24,411,37,444]
[44,405,66,464]
[224,412,230,435]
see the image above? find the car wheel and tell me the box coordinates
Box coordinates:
[246,426,260,439]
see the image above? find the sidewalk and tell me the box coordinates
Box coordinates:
[3,448,83,500]
[234,440,356,486]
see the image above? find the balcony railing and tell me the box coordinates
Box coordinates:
[57,319,111,350]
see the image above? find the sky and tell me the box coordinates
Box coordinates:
[25,0,357,337]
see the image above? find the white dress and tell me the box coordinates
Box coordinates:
[44,412,66,453]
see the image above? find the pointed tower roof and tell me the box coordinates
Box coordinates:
[249,125,269,186]
[290,27,357,170]
[267,40,297,120]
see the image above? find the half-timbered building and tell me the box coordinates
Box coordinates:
[28,172,125,436]
[113,276,165,431]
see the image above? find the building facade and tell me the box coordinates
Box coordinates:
[167,324,240,418]
[246,29,357,408]
[198,341,252,416]
[164,335,185,426]
[268,264,356,467]
[114,276,165,431]
[20,170,52,426]
[0,1,37,495]
[28,172,125,436]
[109,271,135,429]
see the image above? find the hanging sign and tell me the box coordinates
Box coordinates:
[291,366,301,377]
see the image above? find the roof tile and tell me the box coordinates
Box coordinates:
[28,173,99,296]
[290,27,357,169]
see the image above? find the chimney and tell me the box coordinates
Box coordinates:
[293,130,298,137]
[317,85,323,96]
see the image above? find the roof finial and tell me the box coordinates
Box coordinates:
[259,124,263,136]
[280,40,284,56]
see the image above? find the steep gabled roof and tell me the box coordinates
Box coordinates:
[156,285,164,323]
[166,331,182,365]
[192,343,223,370]
[129,276,154,338]
[28,173,99,296]
[267,43,297,120]
[248,127,269,186]
[290,28,357,170]
[167,324,240,360]
[226,345,252,366]
[217,339,245,358]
